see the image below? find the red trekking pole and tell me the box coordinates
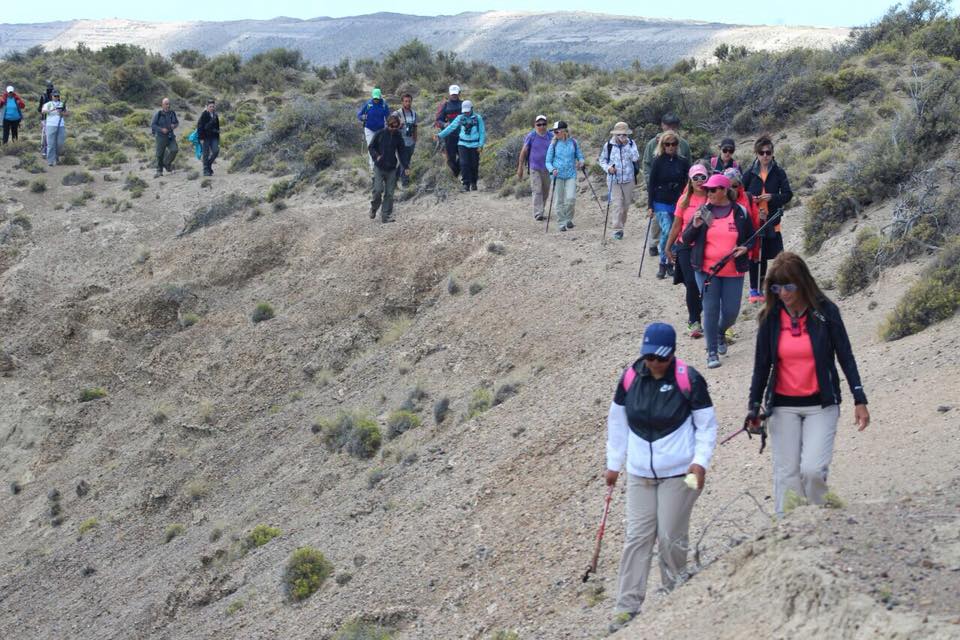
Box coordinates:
[582,484,615,582]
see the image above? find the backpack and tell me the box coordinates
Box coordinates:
[460,114,478,134]
[549,137,580,164]
[622,358,692,399]
[604,141,640,184]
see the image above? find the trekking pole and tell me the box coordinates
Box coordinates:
[601,177,614,246]
[582,483,615,582]
[581,166,606,216]
[721,412,768,453]
[545,174,556,233]
[637,214,653,277]
[702,209,783,293]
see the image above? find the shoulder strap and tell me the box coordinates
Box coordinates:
[674,358,691,397]
[605,142,612,162]
[622,366,637,392]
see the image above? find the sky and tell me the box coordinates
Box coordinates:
[4,0,957,28]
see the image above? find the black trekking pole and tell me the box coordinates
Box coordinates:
[545,174,557,233]
[581,166,606,216]
[702,209,783,293]
[637,214,653,277]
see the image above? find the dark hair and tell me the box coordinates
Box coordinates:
[758,252,826,321]
[754,134,774,154]
[401,93,412,100]
[386,114,401,127]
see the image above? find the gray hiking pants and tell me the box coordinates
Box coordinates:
[530,169,550,219]
[615,474,699,615]
[45,124,65,165]
[155,134,179,171]
[554,176,576,227]
[372,166,398,221]
[769,404,840,517]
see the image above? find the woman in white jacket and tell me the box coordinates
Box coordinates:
[605,322,718,633]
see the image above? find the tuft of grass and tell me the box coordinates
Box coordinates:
[78,517,99,537]
[123,173,147,198]
[467,388,493,420]
[469,282,484,296]
[151,405,169,425]
[881,237,960,341]
[433,397,450,424]
[79,387,107,403]
[184,479,210,502]
[379,314,411,344]
[332,621,393,640]
[822,491,846,509]
[164,523,186,543]
[783,490,808,514]
[29,179,46,193]
[251,302,275,323]
[243,524,282,551]
[487,241,506,255]
[447,277,461,295]
[178,192,258,236]
[179,312,199,328]
[367,467,386,489]
[386,409,422,439]
[61,170,94,186]
[315,411,382,459]
[283,547,333,602]
[225,600,244,615]
[493,382,519,406]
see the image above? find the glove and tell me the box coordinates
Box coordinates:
[744,404,764,435]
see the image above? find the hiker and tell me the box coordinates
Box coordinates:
[368,114,410,224]
[545,121,584,232]
[605,321,718,634]
[642,113,691,258]
[665,164,710,339]
[598,121,640,240]
[150,97,179,177]
[197,99,220,177]
[742,134,792,303]
[358,88,389,171]
[2,85,25,144]
[747,252,869,518]
[710,138,739,173]
[437,100,485,192]
[647,131,690,278]
[391,93,417,187]
[434,85,464,179]
[516,114,553,221]
[40,89,67,166]
[680,173,754,369]
[38,81,54,155]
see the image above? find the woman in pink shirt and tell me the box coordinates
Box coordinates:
[666,164,710,338]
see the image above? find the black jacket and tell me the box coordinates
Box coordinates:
[197,110,220,141]
[742,160,792,211]
[151,109,178,138]
[368,128,407,172]
[647,153,690,208]
[749,298,868,410]
[681,203,754,273]
[615,359,712,442]
[435,99,462,129]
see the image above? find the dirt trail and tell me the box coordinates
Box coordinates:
[0,157,958,639]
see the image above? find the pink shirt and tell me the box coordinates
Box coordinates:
[774,308,820,396]
[702,206,740,277]
[675,192,707,235]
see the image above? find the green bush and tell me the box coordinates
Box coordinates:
[29,179,46,193]
[251,302,275,323]
[195,53,243,91]
[822,67,882,100]
[386,409,421,439]
[837,230,882,295]
[62,171,94,186]
[89,149,128,168]
[172,49,208,69]
[332,621,393,640]
[881,237,960,340]
[266,179,294,202]
[243,524,282,551]
[79,387,107,402]
[78,517,99,536]
[316,411,382,459]
[283,547,333,602]
[108,63,156,104]
[467,388,492,419]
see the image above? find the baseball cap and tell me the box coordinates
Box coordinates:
[449,84,461,95]
[688,165,709,179]
[703,174,731,189]
[661,113,680,126]
[5,86,13,93]
[371,88,382,99]
[720,138,736,149]
[640,322,676,357]
[553,120,568,131]
[534,114,547,124]
[461,100,473,113]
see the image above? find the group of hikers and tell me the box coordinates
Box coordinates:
[3,81,222,177]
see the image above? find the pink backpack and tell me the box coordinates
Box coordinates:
[622,358,692,398]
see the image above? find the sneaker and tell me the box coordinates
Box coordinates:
[717,339,727,356]
[648,245,659,257]
[612,230,623,240]
[666,263,675,277]
[566,221,575,229]
[688,322,703,338]
[369,206,378,219]
[748,288,763,303]
[164,163,173,172]
[534,213,545,221]
[470,183,478,191]
[607,612,637,634]
[560,223,568,232]
[656,264,667,279]
[381,216,396,224]
[707,353,721,369]
[460,184,470,193]
[724,328,737,344]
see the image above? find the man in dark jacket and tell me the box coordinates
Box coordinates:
[368,115,410,223]
[151,97,179,177]
[197,99,220,177]
[434,84,463,178]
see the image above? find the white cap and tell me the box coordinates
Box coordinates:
[461,100,473,113]
[449,84,461,95]
[5,86,12,93]
[534,114,547,123]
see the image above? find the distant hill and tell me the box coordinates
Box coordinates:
[0,11,851,68]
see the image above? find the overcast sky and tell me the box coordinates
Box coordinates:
[5,1,956,28]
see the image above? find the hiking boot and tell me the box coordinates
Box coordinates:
[369,206,378,219]
[560,223,568,232]
[665,263,675,277]
[164,163,173,173]
[534,213,545,221]
[567,221,575,229]
[648,245,659,257]
[470,183,478,191]
[612,230,623,240]
[717,338,728,356]
[154,170,163,178]
[460,184,470,193]
[688,321,703,338]
[748,288,762,303]
[607,612,637,635]
[656,264,667,279]
[707,353,721,369]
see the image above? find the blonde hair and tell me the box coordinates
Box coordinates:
[654,131,679,157]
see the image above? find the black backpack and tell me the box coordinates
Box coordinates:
[603,140,640,184]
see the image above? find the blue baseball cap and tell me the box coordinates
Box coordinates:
[640,322,676,357]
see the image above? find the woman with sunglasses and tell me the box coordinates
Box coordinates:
[710,138,739,173]
[681,174,754,368]
[747,252,869,517]
[742,134,793,303]
[605,322,717,633]
[647,132,690,279]
[665,164,710,338]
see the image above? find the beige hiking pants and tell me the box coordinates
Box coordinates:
[768,404,840,516]
[614,474,700,615]
[609,180,634,231]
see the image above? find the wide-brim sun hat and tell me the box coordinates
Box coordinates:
[703,174,731,190]
[610,121,632,135]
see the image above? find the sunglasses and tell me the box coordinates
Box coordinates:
[691,174,708,182]
[769,283,798,294]
[388,124,401,130]
[663,141,678,147]
[535,122,547,126]
[721,148,734,153]
[706,187,725,193]
[758,149,774,156]
[641,354,671,363]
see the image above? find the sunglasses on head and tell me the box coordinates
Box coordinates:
[721,147,734,153]
[663,141,678,147]
[641,353,671,363]
[769,283,798,294]
[758,149,774,156]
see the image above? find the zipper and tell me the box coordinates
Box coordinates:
[648,440,658,480]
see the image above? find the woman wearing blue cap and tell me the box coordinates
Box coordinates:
[605,322,718,633]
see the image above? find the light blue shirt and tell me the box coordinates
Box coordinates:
[545,138,584,180]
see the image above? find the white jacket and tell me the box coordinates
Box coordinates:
[598,137,640,186]
[606,402,718,478]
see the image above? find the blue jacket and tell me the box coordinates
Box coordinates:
[439,112,485,148]
[546,138,584,180]
[358,99,390,132]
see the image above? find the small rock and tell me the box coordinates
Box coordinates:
[80,566,96,577]
[10,481,21,495]
[51,516,64,527]
[49,503,62,517]
[937,405,952,413]
[76,480,90,497]
[570,258,583,266]
[335,573,353,586]
[353,554,366,568]
[47,488,61,502]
